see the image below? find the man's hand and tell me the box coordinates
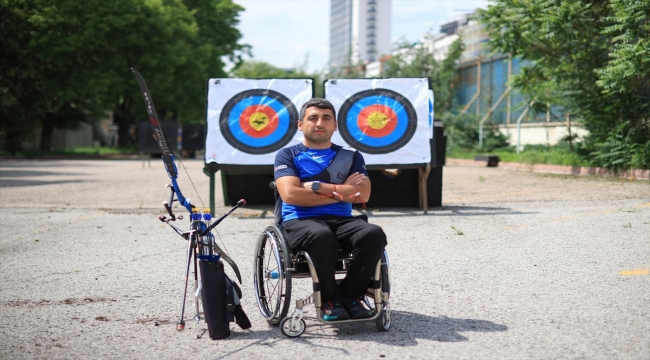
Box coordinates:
[344,172,366,186]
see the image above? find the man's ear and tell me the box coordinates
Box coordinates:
[297,120,303,131]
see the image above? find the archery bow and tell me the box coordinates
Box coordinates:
[131,67,243,283]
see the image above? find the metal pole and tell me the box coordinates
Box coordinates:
[516,100,535,153]
[209,170,215,216]
[507,55,512,124]
[458,60,481,116]
[479,87,511,148]
[476,60,481,119]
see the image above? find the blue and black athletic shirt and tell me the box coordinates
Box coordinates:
[274,143,367,222]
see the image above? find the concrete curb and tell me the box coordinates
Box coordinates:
[446,158,650,180]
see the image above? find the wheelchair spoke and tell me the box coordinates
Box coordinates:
[254,226,292,325]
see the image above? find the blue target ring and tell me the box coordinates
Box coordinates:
[338,89,417,154]
[220,89,298,154]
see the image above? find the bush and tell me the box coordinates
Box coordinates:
[442,113,509,152]
[587,121,650,172]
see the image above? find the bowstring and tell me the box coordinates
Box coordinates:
[156,117,233,260]
[175,149,233,259]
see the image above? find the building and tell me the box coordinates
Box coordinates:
[329,0,391,69]
[363,9,581,149]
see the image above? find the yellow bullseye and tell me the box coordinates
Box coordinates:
[249,112,269,131]
[367,112,389,130]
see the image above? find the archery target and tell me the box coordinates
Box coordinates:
[219,89,298,154]
[325,78,430,164]
[206,78,313,165]
[338,89,417,154]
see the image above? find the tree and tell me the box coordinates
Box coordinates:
[383,36,464,115]
[1,0,246,152]
[0,3,46,153]
[232,60,295,79]
[479,0,650,169]
[231,59,324,98]
[107,0,248,146]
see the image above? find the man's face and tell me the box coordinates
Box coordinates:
[298,106,337,144]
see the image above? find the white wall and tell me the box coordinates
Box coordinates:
[498,123,589,148]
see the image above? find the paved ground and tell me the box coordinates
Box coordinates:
[0,159,648,359]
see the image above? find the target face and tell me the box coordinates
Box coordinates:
[337,89,417,154]
[219,89,298,154]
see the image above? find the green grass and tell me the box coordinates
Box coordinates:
[448,145,587,166]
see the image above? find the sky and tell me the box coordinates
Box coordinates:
[233,0,489,73]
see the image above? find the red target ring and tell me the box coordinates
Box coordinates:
[239,105,279,138]
[356,104,398,138]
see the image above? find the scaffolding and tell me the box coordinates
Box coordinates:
[454,55,569,148]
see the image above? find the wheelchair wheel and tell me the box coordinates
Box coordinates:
[254,225,292,326]
[280,316,306,338]
[364,251,391,309]
[371,251,391,331]
[375,305,391,331]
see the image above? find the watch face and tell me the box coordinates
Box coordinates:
[312,182,320,192]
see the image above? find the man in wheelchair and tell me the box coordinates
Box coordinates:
[274,98,387,321]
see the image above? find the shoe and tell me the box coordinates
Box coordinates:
[342,296,372,319]
[321,298,350,321]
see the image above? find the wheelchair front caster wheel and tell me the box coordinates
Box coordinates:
[375,308,391,332]
[280,317,306,337]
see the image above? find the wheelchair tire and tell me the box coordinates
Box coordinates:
[280,316,306,338]
[375,307,391,331]
[254,225,292,326]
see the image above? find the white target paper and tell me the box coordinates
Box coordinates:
[205,78,313,165]
[325,78,431,164]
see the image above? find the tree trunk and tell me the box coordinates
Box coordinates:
[113,98,134,148]
[40,113,57,152]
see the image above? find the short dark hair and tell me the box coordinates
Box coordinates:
[299,98,336,121]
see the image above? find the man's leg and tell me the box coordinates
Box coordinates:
[281,219,339,302]
[332,218,387,299]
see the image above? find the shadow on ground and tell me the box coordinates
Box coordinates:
[212,310,508,358]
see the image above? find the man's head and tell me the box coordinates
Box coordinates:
[299,98,336,121]
[298,98,337,148]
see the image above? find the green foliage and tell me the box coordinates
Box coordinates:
[381,36,513,153]
[383,36,465,113]
[232,61,294,79]
[479,0,650,170]
[0,2,46,153]
[589,121,650,171]
[596,0,650,99]
[1,0,246,152]
[448,144,587,167]
[442,112,509,152]
[231,59,325,98]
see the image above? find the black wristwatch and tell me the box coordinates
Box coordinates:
[311,181,321,193]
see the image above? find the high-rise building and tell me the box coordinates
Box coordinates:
[329,0,391,69]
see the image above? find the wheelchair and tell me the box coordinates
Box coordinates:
[253,183,391,337]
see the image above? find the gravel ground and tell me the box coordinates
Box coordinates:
[1,159,648,359]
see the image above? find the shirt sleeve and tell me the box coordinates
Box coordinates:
[274,148,299,180]
[349,151,368,176]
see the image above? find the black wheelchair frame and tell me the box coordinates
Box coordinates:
[253,184,391,337]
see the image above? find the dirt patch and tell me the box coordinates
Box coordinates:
[61,297,109,305]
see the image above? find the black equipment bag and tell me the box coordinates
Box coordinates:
[199,259,251,340]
